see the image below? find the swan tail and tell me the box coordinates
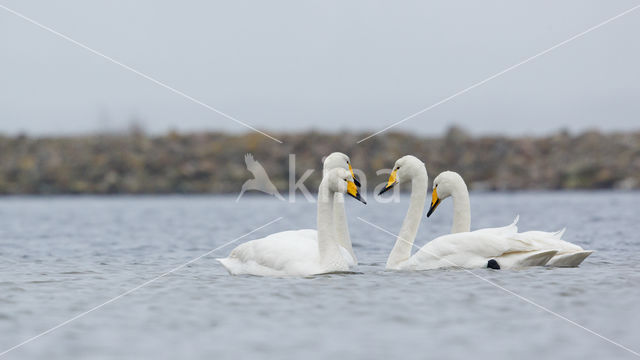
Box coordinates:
[552,227,567,239]
[546,250,594,267]
[216,258,235,274]
[503,214,519,234]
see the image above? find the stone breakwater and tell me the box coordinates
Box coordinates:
[1,128,639,194]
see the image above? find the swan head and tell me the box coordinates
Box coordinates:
[427,171,464,217]
[378,155,426,195]
[326,168,366,204]
[323,152,361,187]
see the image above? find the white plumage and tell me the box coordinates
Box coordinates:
[381,156,572,270]
[428,171,593,268]
[218,156,364,276]
[217,229,354,276]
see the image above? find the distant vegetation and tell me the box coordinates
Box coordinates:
[1,127,639,194]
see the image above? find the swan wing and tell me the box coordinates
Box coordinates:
[474,218,592,267]
[217,230,320,276]
[217,229,355,275]
[405,230,547,270]
[513,230,584,253]
[546,250,594,267]
[512,230,593,266]
[495,249,558,268]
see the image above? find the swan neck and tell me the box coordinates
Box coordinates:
[333,193,356,262]
[386,171,427,268]
[317,184,342,266]
[451,178,471,233]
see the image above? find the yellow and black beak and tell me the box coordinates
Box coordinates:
[348,163,361,188]
[378,169,398,195]
[426,188,441,217]
[347,180,366,204]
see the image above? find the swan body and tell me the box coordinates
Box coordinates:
[429,171,593,267]
[380,156,557,270]
[217,167,364,276]
[217,229,354,276]
[396,231,559,270]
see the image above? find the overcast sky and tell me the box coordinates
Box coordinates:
[1,0,639,137]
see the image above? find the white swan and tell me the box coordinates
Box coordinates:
[427,171,593,267]
[217,168,365,276]
[379,156,559,270]
[275,152,362,266]
[324,152,361,265]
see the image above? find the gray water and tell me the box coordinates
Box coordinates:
[1,192,639,360]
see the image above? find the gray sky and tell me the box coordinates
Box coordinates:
[1,0,639,137]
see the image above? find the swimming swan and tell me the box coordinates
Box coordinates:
[217,168,366,276]
[378,156,558,270]
[258,152,361,266]
[323,152,361,265]
[427,171,593,267]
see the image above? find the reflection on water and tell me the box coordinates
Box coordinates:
[1,192,639,360]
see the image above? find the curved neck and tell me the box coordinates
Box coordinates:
[386,169,428,269]
[317,183,343,266]
[450,179,471,233]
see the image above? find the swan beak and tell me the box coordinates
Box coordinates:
[347,180,367,204]
[378,169,398,195]
[426,188,441,217]
[348,163,361,188]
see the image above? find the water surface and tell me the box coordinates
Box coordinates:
[1,192,639,359]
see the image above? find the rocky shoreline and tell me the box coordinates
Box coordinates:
[1,127,639,194]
